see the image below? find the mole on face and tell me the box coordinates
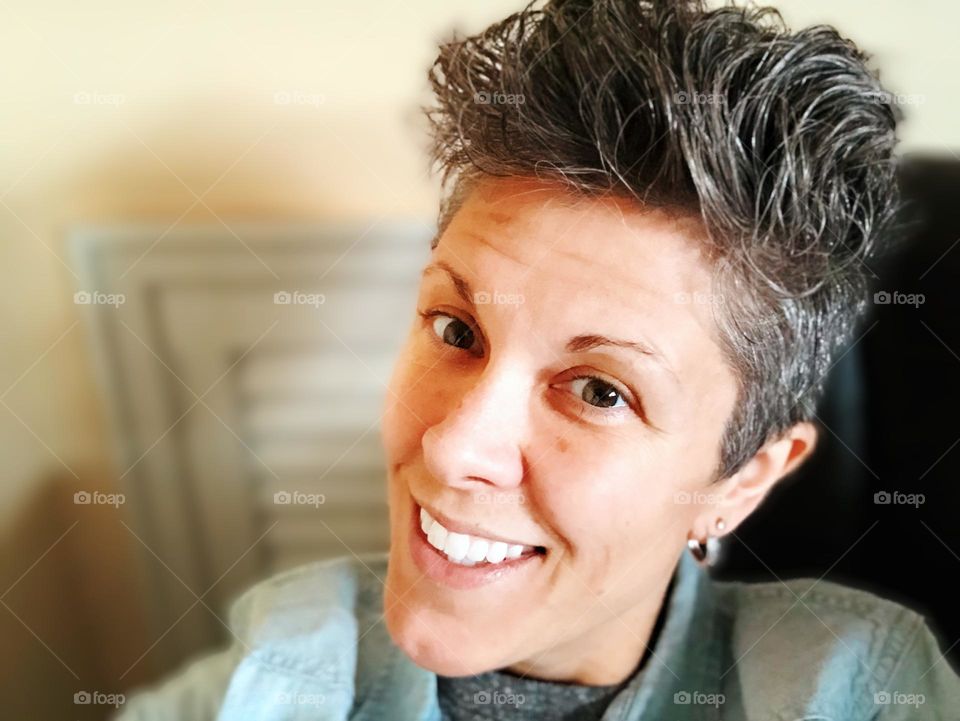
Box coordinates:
[556,437,570,453]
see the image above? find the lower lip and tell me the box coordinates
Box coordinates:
[407,501,545,590]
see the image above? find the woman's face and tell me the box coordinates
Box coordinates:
[382,178,739,682]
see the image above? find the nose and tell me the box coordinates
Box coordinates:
[421,360,527,492]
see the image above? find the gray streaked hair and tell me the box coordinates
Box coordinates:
[425,0,901,479]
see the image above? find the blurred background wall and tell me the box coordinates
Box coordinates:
[0,1,957,719]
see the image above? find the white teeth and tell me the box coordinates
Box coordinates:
[486,541,508,564]
[466,538,489,562]
[420,507,431,534]
[419,506,539,567]
[426,520,447,552]
[443,532,471,561]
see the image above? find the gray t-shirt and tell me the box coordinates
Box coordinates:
[437,577,672,720]
[437,666,630,721]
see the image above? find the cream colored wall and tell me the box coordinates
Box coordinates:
[773,0,958,154]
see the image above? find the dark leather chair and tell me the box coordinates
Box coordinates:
[715,156,960,671]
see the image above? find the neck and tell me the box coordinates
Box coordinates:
[505,574,674,686]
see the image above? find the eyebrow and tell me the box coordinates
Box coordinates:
[422,260,679,382]
[423,261,474,305]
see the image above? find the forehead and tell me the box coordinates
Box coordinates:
[434,178,723,346]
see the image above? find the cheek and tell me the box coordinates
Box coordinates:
[531,438,693,584]
[381,343,430,462]
[382,399,417,469]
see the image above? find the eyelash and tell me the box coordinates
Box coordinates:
[417,308,644,420]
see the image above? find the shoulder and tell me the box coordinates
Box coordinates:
[716,574,925,661]
[227,551,389,658]
[115,554,392,720]
[712,575,957,720]
[215,552,398,718]
[220,551,434,719]
[229,552,388,628]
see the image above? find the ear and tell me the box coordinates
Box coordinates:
[693,421,818,540]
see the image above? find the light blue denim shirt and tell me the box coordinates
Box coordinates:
[115,551,960,720]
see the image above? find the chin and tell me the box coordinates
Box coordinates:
[382,586,491,677]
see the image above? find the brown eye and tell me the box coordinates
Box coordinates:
[569,377,627,409]
[431,314,481,355]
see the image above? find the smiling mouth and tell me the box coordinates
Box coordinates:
[418,505,548,567]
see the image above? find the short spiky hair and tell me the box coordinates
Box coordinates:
[425,0,901,479]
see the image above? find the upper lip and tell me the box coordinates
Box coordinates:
[416,500,544,549]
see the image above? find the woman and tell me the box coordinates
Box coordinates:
[120,1,960,719]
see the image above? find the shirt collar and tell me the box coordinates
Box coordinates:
[602,550,725,720]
